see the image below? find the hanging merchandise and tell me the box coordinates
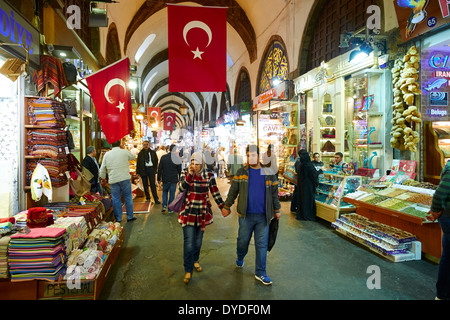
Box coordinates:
[390,45,422,152]
[32,55,69,97]
[30,163,53,202]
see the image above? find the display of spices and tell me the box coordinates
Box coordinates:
[359,194,389,205]
[401,206,429,220]
[405,193,433,206]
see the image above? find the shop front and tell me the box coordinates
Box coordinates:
[0,1,41,217]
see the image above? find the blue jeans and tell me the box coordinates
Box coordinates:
[110,179,134,222]
[237,213,269,277]
[162,182,177,209]
[183,225,204,273]
[437,216,450,299]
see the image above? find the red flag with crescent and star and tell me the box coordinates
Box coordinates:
[168,4,227,92]
[147,107,162,130]
[163,112,177,131]
[85,57,133,144]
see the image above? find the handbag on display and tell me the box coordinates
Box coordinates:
[283,165,297,184]
[168,189,187,213]
[69,168,91,197]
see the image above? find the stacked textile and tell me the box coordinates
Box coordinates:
[8,228,66,281]
[65,249,106,280]
[65,203,105,232]
[27,129,68,159]
[49,216,89,255]
[0,236,10,278]
[83,221,122,254]
[27,98,66,128]
[27,159,68,188]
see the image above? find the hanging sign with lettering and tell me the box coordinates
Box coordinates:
[0,1,40,68]
[421,49,450,120]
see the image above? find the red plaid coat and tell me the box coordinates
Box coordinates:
[178,168,224,231]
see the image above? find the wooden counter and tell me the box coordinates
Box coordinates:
[343,197,442,261]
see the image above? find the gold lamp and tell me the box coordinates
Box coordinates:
[180,103,188,116]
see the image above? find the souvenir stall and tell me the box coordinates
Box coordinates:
[420,28,450,185]
[0,0,41,220]
[294,47,393,219]
[0,3,127,300]
[253,81,299,200]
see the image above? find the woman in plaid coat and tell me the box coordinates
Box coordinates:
[178,152,225,283]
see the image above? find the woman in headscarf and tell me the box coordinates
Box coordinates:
[178,151,225,283]
[296,150,320,221]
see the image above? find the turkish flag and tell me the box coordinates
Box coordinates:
[85,57,133,144]
[163,112,177,131]
[148,107,161,130]
[168,4,227,92]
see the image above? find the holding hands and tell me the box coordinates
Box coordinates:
[222,208,231,217]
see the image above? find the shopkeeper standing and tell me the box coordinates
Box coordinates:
[82,146,102,195]
[137,140,160,204]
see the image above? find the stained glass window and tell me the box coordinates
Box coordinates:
[258,41,288,95]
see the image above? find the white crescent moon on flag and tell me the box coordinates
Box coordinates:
[104,78,127,104]
[183,21,212,48]
[151,111,159,118]
[166,115,174,122]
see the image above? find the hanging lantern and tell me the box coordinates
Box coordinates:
[180,103,188,116]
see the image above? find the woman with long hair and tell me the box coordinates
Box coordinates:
[178,151,225,283]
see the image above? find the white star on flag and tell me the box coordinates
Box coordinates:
[192,47,204,59]
[116,101,125,112]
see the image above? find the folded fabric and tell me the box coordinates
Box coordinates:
[10,227,65,239]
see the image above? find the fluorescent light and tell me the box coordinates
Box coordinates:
[135,34,156,63]
[60,52,67,57]
[128,80,137,90]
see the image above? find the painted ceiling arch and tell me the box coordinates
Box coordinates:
[124,0,257,63]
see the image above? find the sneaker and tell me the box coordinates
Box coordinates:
[255,274,272,285]
[127,217,137,222]
[155,200,161,205]
[161,207,166,213]
[236,260,244,268]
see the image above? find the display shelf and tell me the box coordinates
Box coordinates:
[315,173,362,222]
[343,182,443,260]
[332,214,421,262]
[345,69,389,175]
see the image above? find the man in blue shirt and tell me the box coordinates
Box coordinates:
[222,145,281,285]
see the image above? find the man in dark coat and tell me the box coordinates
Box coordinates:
[137,140,160,204]
[296,150,320,221]
[81,146,102,194]
[157,144,182,212]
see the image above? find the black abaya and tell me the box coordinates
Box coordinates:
[296,151,320,221]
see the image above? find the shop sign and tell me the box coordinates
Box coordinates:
[394,0,450,42]
[253,81,288,111]
[422,49,450,120]
[0,1,40,68]
[259,113,283,140]
[42,281,95,299]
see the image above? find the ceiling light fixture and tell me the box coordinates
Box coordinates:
[349,41,374,65]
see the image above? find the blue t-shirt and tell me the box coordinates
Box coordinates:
[246,167,266,214]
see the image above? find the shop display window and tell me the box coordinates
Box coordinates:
[344,69,389,177]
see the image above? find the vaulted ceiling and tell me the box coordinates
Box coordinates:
[101,0,294,128]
